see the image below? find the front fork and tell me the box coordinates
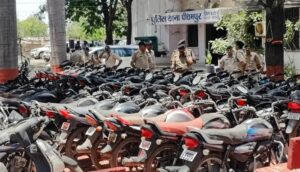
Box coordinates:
[286,119,299,135]
[77,131,101,150]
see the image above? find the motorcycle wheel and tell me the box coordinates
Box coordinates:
[90,137,111,169]
[144,143,178,172]
[195,154,227,172]
[65,127,90,161]
[110,137,140,168]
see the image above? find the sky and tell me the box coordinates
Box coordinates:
[16,0,47,22]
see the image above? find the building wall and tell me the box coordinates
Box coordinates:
[179,0,236,10]
[132,0,300,71]
[284,51,300,73]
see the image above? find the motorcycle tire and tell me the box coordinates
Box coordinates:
[65,126,90,161]
[144,143,178,172]
[90,137,111,169]
[110,137,140,168]
[195,154,227,172]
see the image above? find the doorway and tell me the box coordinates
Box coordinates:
[206,24,227,65]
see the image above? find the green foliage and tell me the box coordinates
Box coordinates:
[66,20,105,40]
[209,38,231,55]
[17,16,48,38]
[205,50,213,65]
[284,20,300,49]
[66,0,105,34]
[65,0,127,41]
[285,57,296,78]
[210,11,262,54]
[284,20,295,48]
[113,6,127,38]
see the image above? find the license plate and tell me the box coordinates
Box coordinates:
[287,113,300,120]
[180,149,198,162]
[61,122,70,131]
[85,127,96,136]
[139,140,151,151]
[108,132,117,143]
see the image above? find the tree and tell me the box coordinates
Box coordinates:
[66,21,105,40]
[209,11,262,54]
[17,16,48,38]
[121,0,133,44]
[66,0,120,44]
[47,0,67,72]
[259,0,285,77]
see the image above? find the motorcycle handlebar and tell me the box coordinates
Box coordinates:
[271,100,290,113]
[193,99,218,110]
[0,117,49,145]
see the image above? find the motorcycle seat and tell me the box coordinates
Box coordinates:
[155,118,203,135]
[192,124,248,145]
[200,112,231,129]
[191,118,273,145]
[122,115,144,126]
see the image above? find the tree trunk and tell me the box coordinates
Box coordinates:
[47,0,67,72]
[265,0,285,79]
[0,0,18,83]
[126,0,133,45]
[106,24,114,45]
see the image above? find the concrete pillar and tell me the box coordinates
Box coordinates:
[288,137,300,170]
[0,0,18,83]
[47,0,67,73]
[198,24,206,65]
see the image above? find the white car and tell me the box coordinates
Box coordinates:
[89,45,138,68]
[30,45,51,59]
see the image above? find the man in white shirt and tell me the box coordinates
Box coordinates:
[219,46,246,74]
[146,41,156,69]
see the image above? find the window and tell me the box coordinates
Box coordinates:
[187,25,198,47]
[285,7,299,50]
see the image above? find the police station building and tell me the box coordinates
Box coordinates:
[132,0,237,65]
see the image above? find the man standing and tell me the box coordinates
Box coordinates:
[98,46,123,69]
[70,49,84,64]
[170,39,196,73]
[146,41,156,69]
[244,45,263,72]
[235,41,246,72]
[219,46,246,74]
[131,41,154,70]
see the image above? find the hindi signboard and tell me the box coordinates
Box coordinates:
[150,9,220,25]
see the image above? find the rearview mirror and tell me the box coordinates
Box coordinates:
[145,73,153,81]
[192,75,202,85]
[173,74,180,83]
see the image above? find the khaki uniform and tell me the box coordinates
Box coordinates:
[70,50,84,63]
[99,52,121,68]
[219,54,245,73]
[245,52,262,71]
[131,50,154,69]
[171,49,195,71]
[147,49,156,68]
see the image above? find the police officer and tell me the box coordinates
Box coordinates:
[70,49,84,64]
[99,45,123,69]
[131,41,154,70]
[219,46,246,74]
[235,41,246,73]
[244,45,263,72]
[146,41,156,69]
[170,39,196,73]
